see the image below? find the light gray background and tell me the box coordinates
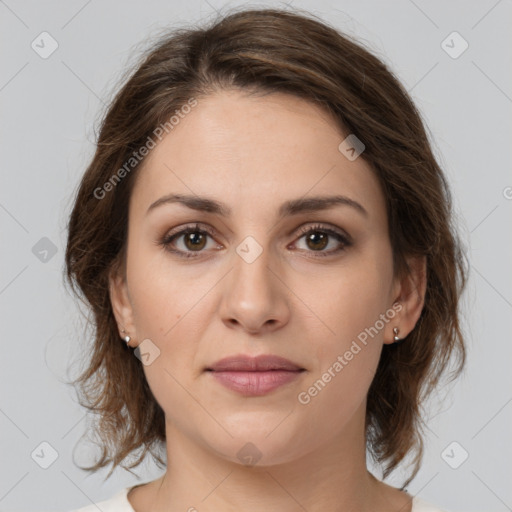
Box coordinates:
[1,1,511,511]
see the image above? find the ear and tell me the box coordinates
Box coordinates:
[108,260,137,345]
[384,254,427,345]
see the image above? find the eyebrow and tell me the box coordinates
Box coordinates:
[146,193,368,219]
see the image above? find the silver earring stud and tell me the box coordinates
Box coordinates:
[393,327,400,342]
[121,329,131,345]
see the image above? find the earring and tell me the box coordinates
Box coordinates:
[393,327,400,342]
[121,329,131,345]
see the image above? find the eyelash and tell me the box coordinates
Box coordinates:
[158,223,352,259]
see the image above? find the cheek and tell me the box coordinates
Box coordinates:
[126,244,208,338]
[296,248,391,411]
[306,253,393,354]
[295,302,385,443]
[125,248,216,406]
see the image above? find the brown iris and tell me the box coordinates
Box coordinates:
[184,232,207,251]
[305,232,328,251]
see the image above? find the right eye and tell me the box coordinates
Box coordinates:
[158,223,222,258]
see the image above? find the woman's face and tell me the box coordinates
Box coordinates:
[110,89,408,465]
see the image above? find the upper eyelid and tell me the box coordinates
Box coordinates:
[159,223,351,261]
[163,222,350,245]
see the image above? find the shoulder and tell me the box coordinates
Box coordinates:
[412,495,452,512]
[68,487,134,512]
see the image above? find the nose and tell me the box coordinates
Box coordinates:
[218,243,291,335]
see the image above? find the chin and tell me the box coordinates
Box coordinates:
[200,424,309,468]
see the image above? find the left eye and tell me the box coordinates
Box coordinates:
[299,228,349,256]
[292,225,351,257]
[159,223,351,259]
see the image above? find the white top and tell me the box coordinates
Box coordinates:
[70,485,451,512]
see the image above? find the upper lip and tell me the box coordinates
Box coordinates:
[206,354,305,372]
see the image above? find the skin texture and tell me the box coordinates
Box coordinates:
[109,89,426,512]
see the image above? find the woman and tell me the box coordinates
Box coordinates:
[65,7,466,512]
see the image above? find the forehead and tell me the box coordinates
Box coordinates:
[129,90,386,222]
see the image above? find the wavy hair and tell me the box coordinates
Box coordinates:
[64,7,467,487]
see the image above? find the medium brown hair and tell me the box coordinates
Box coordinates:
[65,7,467,487]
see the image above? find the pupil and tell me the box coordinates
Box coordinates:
[186,232,205,250]
[308,232,327,250]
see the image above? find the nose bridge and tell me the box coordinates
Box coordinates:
[219,233,290,332]
[231,235,276,304]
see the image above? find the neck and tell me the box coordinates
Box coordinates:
[146,402,394,512]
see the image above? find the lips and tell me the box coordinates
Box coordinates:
[205,354,305,396]
[206,354,305,372]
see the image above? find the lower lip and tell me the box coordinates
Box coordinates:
[208,370,303,396]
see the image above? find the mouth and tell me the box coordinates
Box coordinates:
[205,354,306,396]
